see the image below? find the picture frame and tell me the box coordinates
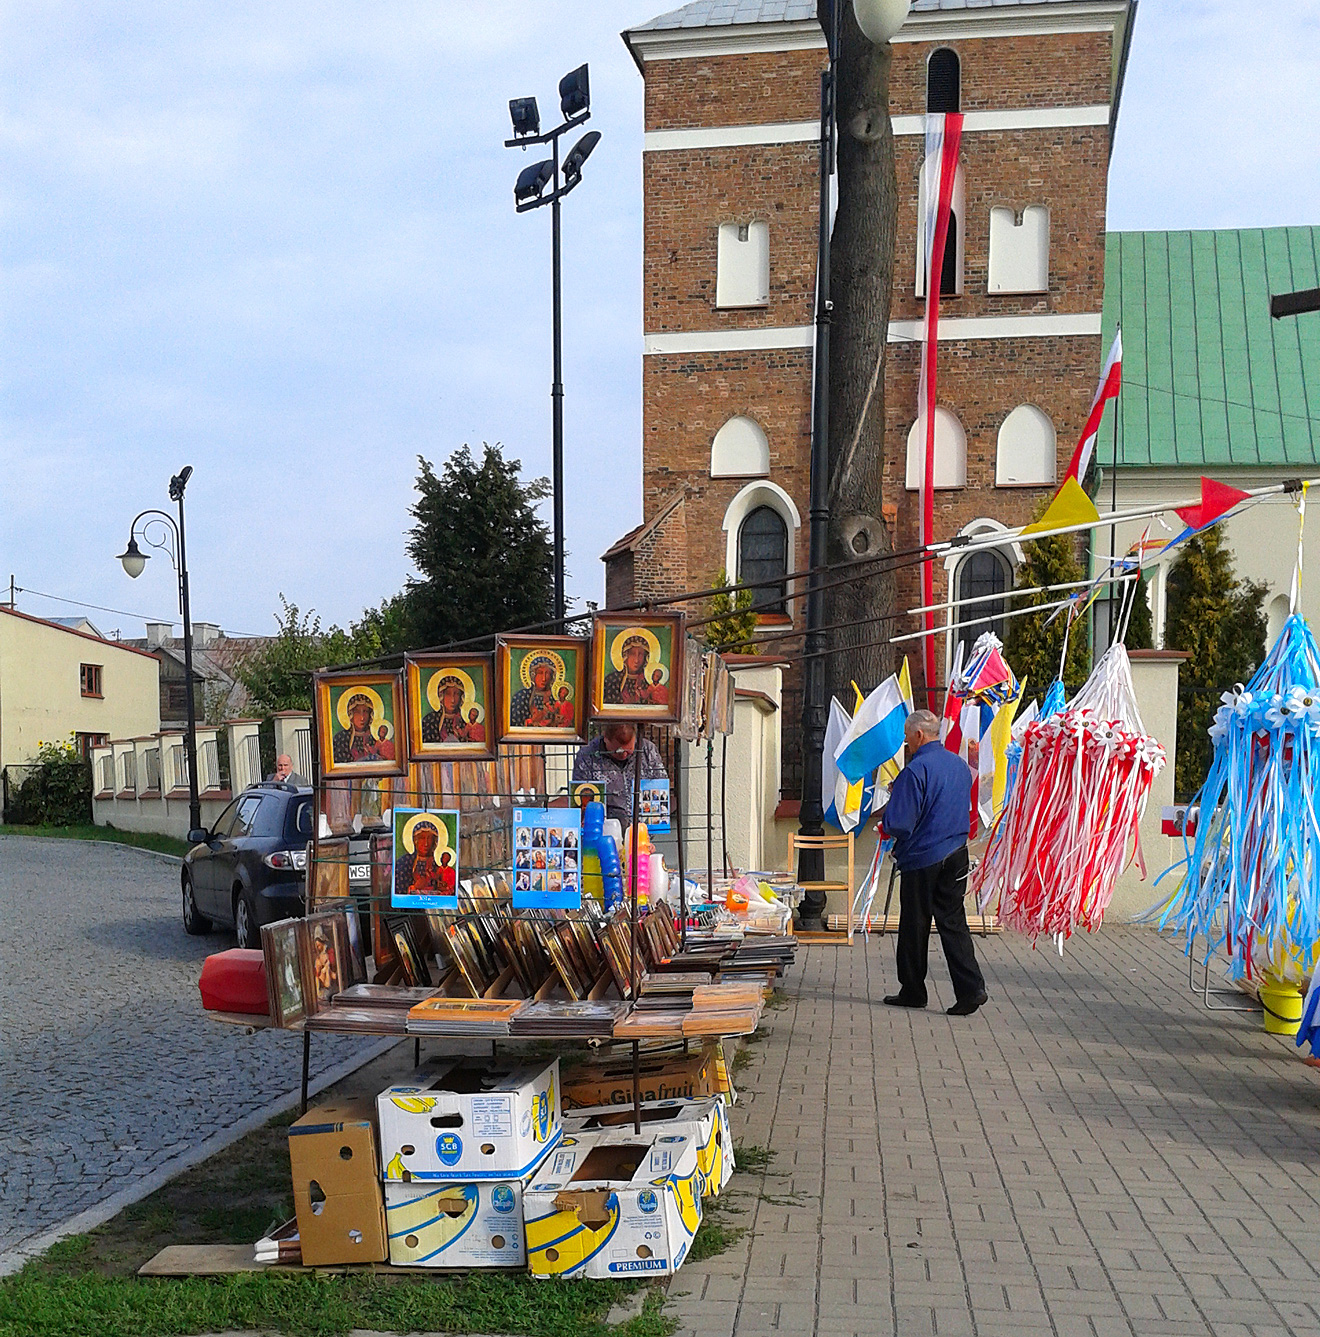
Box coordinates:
[318,898,368,986]
[261,918,308,1028]
[495,635,589,743]
[589,612,685,724]
[405,654,497,762]
[314,669,408,779]
[299,912,346,1013]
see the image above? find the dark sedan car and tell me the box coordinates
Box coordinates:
[182,783,316,948]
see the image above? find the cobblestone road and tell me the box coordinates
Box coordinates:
[673,927,1320,1337]
[0,834,374,1257]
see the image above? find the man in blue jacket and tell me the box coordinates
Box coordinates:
[879,709,988,1016]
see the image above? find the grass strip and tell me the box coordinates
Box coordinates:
[0,1266,675,1337]
[0,824,190,858]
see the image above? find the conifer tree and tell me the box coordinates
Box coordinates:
[1004,529,1090,706]
[1123,570,1154,650]
[1164,528,1266,798]
[703,570,760,654]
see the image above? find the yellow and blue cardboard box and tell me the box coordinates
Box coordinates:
[562,1096,733,1198]
[384,1177,531,1269]
[524,1130,703,1279]
[378,1057,560,1182]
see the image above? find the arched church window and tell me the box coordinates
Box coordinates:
[955,548,1011,663]
[739,506,788,613]
[927,48,960,114]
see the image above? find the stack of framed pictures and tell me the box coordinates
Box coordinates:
[260,905,367,1030]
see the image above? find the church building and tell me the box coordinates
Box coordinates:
[604,0,1137,771]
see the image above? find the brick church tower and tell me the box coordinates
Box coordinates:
[606,0,1136,763]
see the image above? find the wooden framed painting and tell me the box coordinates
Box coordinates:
[589,612,685,724]
[405,654,496,761]
[314,670,408,779]
[261,918,308,1029]
[495,635,589,744]
[299,912,346,1013]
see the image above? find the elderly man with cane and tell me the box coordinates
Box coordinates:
[879,709,988,1017]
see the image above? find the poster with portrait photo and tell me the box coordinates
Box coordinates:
[512,807,581,910]
[392,807,461,911]
[640,777,671,833]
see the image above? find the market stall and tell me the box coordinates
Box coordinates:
[198,611,798,1279]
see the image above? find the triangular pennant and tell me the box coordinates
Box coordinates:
[1020,476,1101,537]
[1174,476,1252,531]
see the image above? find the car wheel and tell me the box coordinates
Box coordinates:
[182,872,212,935]
[234,891,258,949]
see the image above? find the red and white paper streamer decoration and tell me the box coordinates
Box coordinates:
[972,643,1165,948]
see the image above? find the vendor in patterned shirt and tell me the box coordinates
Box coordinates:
[571,722,667,825]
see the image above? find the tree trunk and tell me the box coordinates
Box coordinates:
[822,3,898,703]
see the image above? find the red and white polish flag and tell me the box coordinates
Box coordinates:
[1063,328,1123,483]
[917,110,963,706]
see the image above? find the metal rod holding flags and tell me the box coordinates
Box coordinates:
[890,575,1140,644]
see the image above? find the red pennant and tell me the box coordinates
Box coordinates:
[1174,477,1252,531]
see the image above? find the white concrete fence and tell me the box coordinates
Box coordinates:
[91,712,312,839]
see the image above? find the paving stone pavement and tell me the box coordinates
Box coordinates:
[0,834,376,1257]
[668,926,1320,1337]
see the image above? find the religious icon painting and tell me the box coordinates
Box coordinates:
[261,918,308,1029]
[495,635,588,744]
[589,611,685,724]
[405,654,497,762]
[392,807,461,911]
[315,670,408,779]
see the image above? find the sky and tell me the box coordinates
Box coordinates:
[2,0,1318,642]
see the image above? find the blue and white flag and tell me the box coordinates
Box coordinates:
[834,672,912,786]
[823,697,856,831]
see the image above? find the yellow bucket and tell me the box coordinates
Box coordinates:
[1260,976,1304,1036]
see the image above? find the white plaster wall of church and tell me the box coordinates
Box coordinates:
[1102,470,1320,655]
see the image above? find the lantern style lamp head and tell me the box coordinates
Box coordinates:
[118,536,148,579]
[852,0,911,44]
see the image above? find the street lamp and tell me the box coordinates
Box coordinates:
[117,465,202,834]
[504,63,600,626]
[797,0,911,929]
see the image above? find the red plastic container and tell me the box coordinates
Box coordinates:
[199,949,269,1016]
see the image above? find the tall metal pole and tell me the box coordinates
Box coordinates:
[796,0,840,924]
[550,134,566,625]
[173,477,202,833]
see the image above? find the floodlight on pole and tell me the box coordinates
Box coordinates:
[562,130,600,186]
[852,0,911,43]
[514,159,555,204]
[502,62,598,627]
[558,64,590,119]
[509,96,541,139]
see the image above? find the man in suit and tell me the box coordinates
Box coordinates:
[880,709,988,1017]
[267,754,310,787]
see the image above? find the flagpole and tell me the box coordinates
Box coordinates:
[890,576,1140,645]
[928,477,1316,563]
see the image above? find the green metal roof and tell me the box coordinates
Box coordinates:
[1102,227,1320,469]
